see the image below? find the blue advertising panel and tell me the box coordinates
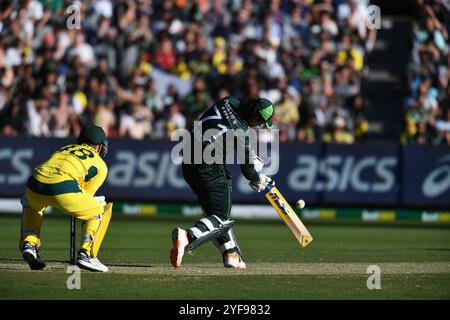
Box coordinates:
[100,139,190,200]
[320,144,400,205]
[403,146,450,207]
[229,143,323,203]
[0,137,72,197]
[0,137,448,207]
[0,137,193,201]
[228,143,400,205]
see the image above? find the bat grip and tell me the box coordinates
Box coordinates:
[264,184,274,193]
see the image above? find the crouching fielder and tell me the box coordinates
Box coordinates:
[170,96,275,269]
[20,125,112,272]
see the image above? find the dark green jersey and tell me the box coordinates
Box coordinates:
[190,96,259,182]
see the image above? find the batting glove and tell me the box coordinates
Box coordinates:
[249,174,275,193]
[252,155,264,174]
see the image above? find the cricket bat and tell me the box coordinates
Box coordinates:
[264,185,313,247]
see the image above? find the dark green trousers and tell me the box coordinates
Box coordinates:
[182,163,232,220]
[182,163,237,253]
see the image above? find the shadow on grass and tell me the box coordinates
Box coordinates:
[0,257,69,263]
[105,263,157,268]
[0,258,157,269]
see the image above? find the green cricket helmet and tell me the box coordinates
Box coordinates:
[240,98,275,129]
[257,98,275,129]
[77,125,109,157]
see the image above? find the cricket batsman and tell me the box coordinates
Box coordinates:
[20,125,112,272]
[171,96,275,269]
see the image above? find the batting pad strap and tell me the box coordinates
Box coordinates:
[187,221,235,252]
[199,217,215,231]
[219,240,236,252]
[21,228,37,235]
[82,235,94,243]
[210,215,224,224]
[189,227,207,239]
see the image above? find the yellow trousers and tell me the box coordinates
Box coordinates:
[20,188,104,255]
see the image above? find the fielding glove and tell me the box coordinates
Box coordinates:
[249,174,275,193]
[94,196,106,206]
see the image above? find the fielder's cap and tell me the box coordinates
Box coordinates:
[258,98,274,129]
[78,125,107,145]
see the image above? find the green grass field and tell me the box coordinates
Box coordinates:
[1,215,449,300]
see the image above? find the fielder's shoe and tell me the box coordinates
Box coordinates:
[223,252,246,269]
[76,251,108,272]
[170,228,189,268]
[22,242,46,270]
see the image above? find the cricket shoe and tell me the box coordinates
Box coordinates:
[223,252,246,269]
[22,242,46,270]
[76,251,108,272]
[170,228,189,268]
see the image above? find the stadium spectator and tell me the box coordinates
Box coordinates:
[403,0,449,145]
[0,0,376,144]
[273,89,300,142]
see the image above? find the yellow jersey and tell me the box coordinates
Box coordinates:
[31,143,107,196]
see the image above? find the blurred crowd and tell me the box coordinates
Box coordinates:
[0,0,375,143]
[402,0,450,145]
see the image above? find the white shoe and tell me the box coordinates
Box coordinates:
[170,228,189,268]
[22,242,46,270]
[223,252,246,269]
[76,251,108,272]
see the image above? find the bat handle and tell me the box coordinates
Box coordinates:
[264,184,274,193]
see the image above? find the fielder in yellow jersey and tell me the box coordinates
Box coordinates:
[20,125,111,272]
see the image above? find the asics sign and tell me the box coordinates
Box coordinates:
[235,144,400,205]
[422,161,450,198]
[403,147,450,206]
[288,155,397,193]
[1,137,449,207]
